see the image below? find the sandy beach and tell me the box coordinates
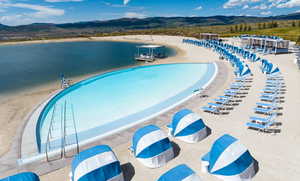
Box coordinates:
[0,35,299,181]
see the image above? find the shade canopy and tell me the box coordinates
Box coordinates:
[0,172,39,181]
[157,164,202,181]
[71,145,123,181]
[169,109,208,143]
[131,124,174,168]
[201,134,256,181]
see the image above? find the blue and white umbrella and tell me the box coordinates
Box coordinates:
[240,65,252,77]
[1,172,39,181]
[269,65,280,75]
[169,109,208,143]
[131,125,174,168]
[157,164,202,181]
[71,145,124,181]
[201,134,256,181]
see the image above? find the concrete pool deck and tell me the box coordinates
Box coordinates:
[0,35,300,181]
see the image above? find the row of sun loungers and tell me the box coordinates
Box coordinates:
[246,74,285,132]
[202,77,252,115]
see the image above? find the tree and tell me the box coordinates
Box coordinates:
[273,21,278,28]
[230,26,234,33]
[292,21,296,27]
[298,21,300,27]
[243,24,248,31]
[268,22,273,28]
[247,25,252,31]
[258,23,262,29]
[239,24,244,31]
[263,23,266,29]
[235,24,239,32]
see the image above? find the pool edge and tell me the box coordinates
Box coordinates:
[19,62,218,165]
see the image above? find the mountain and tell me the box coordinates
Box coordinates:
[271,12,300,20]
[0,13,299,41]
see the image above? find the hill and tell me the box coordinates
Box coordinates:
[0,13,299,41]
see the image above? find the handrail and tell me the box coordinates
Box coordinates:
[63,101,80,157]
[45,104,56,162]
[63,100,67,157]
[71,104,80,154]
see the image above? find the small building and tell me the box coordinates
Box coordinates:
[241,35,290,54]
[199,33,219,40]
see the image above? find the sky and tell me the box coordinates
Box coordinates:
[0,0,299,26]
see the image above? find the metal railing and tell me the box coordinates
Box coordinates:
[45,100,80,162]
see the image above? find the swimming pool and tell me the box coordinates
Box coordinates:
[37,63,217,152]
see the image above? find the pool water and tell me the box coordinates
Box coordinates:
[38,63,216,152]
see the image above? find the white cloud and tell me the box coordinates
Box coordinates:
[277,0,300,8]
[3,3,64,17]
[0,3,64,25]
[223,0,262,8]
[243,4,250,9]
[124,0,131,5]
[45,0,83,2]
[124,12,146,18]
[102,1,125,8]
[252,3,269,9]
[194,6,203,10]
[260,11,272,15]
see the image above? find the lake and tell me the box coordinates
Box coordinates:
[0,41,175,94]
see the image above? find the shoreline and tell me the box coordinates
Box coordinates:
[0,36,186,157]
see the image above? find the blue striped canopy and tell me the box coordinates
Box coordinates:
[132,125,172,159]
[71,145,122,181]
[0,172,39,181]
[157,164,201,181]
[170,109,206,137]
[202,134,254,176]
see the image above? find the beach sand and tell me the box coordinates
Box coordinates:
[0,35,299,181]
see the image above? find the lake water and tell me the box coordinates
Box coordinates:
[0,41,175,94]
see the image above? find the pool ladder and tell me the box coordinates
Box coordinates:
[45,100,80,162]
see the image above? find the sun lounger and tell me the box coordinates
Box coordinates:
[266,81,284,85]
[202,106,219,114]
[208,102,223,108]
[265,81,283,85]
[214,98,229,104]
[231,82,244,86]
[260,96,277,102]
[225,89,239,93]
[230,84,244,89]
[246,121,275,131]
[260,92,279,97]
[256,102,277,109]
[250,116,270,124]
[262,88,280,93]
[225,92,237,97]
[219,96,229,99]
[250,113,276,124]
[265,84,282,88]
[264,87,281,91]
[254,107,274,115]
[267,75,283,79]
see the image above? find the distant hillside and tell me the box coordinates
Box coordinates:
[0,13,299,41]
